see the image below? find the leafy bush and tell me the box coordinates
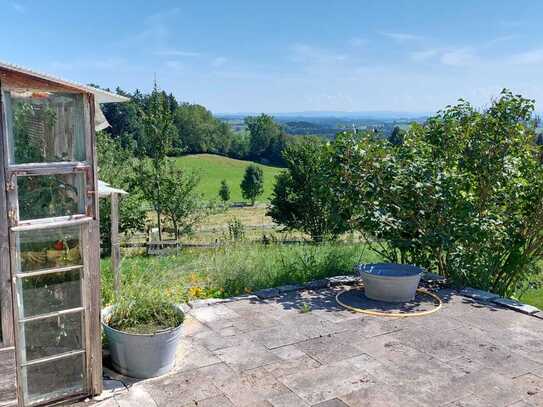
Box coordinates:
[329,90,543,296]
[268,139,349,241]
[240,164,264,205]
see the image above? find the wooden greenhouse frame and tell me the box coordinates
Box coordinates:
[0,62,128,406]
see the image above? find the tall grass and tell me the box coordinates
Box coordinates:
[101,243,382,306]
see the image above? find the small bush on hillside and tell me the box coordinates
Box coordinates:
[240,164,264,205]
[219,179,231,202]
[329,90,543,296]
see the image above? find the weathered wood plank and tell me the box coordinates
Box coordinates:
[0,69,81,94]
[0,349,16,405]
[111,193,120,297]
[0,82,15,348]
[87,95,102,396]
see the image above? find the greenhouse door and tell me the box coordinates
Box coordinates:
[1,84,102,405]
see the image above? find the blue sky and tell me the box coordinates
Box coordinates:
[1,0,543,114]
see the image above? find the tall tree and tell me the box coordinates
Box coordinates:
[139,84,178,241]
[245,114,282,160]
[240,164,264,205]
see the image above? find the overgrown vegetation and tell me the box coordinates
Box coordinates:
[327,90,543,296]
[101,244,381,306]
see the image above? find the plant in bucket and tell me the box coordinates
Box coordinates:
[102,282,185,379]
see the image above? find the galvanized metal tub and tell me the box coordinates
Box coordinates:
[102,305,184,379]
[356,263,423,303]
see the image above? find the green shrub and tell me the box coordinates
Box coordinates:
[268,139,349,241]
[329,90,543,296]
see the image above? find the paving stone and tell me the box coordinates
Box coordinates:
[327,275,361,286]
[255,288,281,299]
[265,390,310,406]
[277,354,379,405]
[215,369,291,407]
[251,354,321,378]
[304,279,331,290]
[460,288,500,302]
[246,324,309,349]
[421,271,447,283]
[139,363,233,406]
[339,385,421,407]
[270,344,308,360]
[214,342,282,372]
[294,332,365,364]
[182,395,235,407]
[115,387,157,407]
[492,298,541,315]
[312,398,350,406]
[189,298,230,308]
[277,284,303,293]
[175,341,221,372]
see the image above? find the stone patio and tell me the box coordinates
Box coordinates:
[83,286,543,407]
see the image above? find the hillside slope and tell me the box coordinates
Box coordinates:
[172,154,283,202]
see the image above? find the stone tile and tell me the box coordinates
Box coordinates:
[304,279,330,290]
[115,386,157,407]
[138,363,234,406]
[277,354,379,405]
[215,369,291,407]
[247,324,309,349]
[277,284,303,293]
[312,398,349,406]
[175,341,221,372]
[182,395,235,407]
[421,271,447,283]
[266,390,310,406]
[214,342,282,372]
[493,298,541,315]
[250,354,321,378]
[255,288,280,299]
[333,315,403,339]
[190,304,241,331]
[328,275,361,285]
[270,345,308,360]
[460,288,500,302]
[339,385,421,407]
[294,332,365,364]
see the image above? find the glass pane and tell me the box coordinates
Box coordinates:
[21,269,82,317]
[3,90,86,164]
[24,354,85,404]
[22,313,84,361]
[17,225,82,272]
[17,173,85,221]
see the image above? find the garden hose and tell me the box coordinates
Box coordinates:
[335,286,442,318]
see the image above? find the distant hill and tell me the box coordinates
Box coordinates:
[172,154,283,203]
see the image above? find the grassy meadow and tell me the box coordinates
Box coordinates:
[101,243,382,306]
[172,154,284,203]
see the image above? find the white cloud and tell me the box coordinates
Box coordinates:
[509,48,543,65]
[12,2,25,13]
[410,49,439,62]
[291,43,347,64]
[155,49,201,57]
[349,37,367,47]
[379,31,423,43]
[440,48,478,67]
[211,57,228,68]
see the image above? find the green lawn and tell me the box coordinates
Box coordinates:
[171,154,284,203]
[519,288,543,310]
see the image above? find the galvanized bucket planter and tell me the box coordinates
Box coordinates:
[356,263,423,303]
[102,306,184,379]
